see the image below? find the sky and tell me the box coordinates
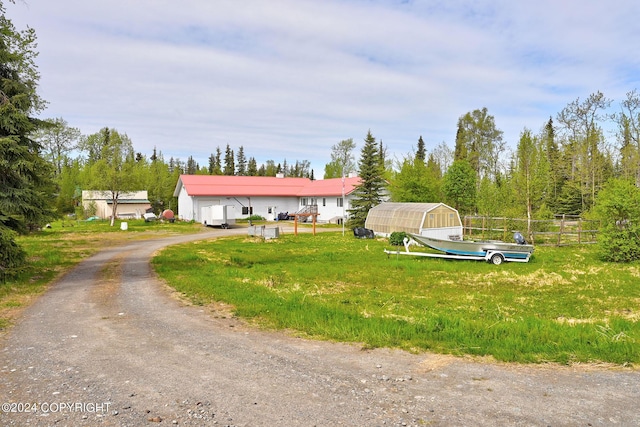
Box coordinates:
[7,0,640,176]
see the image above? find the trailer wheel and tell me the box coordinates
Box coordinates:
[489,253,504,265]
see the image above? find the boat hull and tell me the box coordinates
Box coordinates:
[409,234,534,259]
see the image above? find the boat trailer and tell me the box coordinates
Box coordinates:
[384,238,532,265]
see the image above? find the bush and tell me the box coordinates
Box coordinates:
[389,231,407,246]
[594,178,640,262]
[598,229,640,263]
[0,227,26,282]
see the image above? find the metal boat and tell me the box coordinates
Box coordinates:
[408,233,534,262]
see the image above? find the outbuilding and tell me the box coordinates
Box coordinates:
[82,191,151,220]
[365,202,462,240]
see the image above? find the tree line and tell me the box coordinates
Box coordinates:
[39,121,317,220]
[387,92,640,221]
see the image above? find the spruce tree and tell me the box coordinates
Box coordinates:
[416,135,426,163]
[0,2,55,279]
[347,130,386,228]
[223,144,234,175]
[236,145,247,176]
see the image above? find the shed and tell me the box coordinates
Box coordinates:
[82,191,151,220]
[365,202,462,240]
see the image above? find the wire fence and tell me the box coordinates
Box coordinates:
[463,215,600,246]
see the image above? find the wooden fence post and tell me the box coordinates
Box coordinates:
[557,214,565,246]
[503,218,507,241]
[578,218,582,244]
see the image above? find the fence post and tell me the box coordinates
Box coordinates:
[578,218,582,244]
[503,218,507,241]
[557,214,565,246]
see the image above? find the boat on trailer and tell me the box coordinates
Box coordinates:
[384,233,534,265]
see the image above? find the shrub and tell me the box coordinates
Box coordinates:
[389,231,407,246]
[0,227,26,282]
[593,178,640,262]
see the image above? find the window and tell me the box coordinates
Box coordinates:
[322,198,326,206]
[301,198,307,206]
[242,207,253,215]
[337,198,343,207]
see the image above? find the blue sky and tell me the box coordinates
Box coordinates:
[8,0,640,176]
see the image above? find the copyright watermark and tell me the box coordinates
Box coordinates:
[2,401,111,414]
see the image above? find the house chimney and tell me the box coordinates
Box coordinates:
[348,172,357,178]
[276,172,285,178]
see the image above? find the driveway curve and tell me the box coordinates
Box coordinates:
[1,228,638,426]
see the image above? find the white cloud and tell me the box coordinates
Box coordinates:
[7,0,640,174]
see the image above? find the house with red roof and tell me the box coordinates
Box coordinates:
[173,174,361,223]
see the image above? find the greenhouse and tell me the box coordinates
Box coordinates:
[365,202,462,239]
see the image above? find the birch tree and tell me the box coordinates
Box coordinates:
[556,91,614,212]
[84,128,139,226]
[454,107,505,183]
[615,90,640,186]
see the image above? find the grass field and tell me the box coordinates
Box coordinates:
[3,222,638,366]
[153,232,640,365]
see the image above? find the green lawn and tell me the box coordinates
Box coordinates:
[153,232,640,365]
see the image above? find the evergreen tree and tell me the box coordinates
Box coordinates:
[223,144,234,175]
[212,147,222,175]
[454,124,467,161]
[247,157,258,176]
[236,145,247,176]
[416,135,426,163]
[186,155,198,174]
[347,130,386,228]
[542,117,563,212]
[0,2,55,278]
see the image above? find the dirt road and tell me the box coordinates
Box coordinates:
[1,228,638,426]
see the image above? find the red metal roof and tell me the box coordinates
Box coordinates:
[299,176,361,196]
[175,175,360,197]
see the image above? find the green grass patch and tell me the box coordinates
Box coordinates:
[153,232,640,365]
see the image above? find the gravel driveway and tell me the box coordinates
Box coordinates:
[1,228,638,426]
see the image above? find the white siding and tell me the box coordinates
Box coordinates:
[176,187,194,221]
[175,183,357,223]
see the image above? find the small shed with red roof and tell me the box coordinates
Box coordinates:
[173,174,361,223]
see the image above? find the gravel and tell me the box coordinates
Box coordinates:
[1,227,638,426]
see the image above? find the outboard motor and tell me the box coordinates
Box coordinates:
[513,232,527,245]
